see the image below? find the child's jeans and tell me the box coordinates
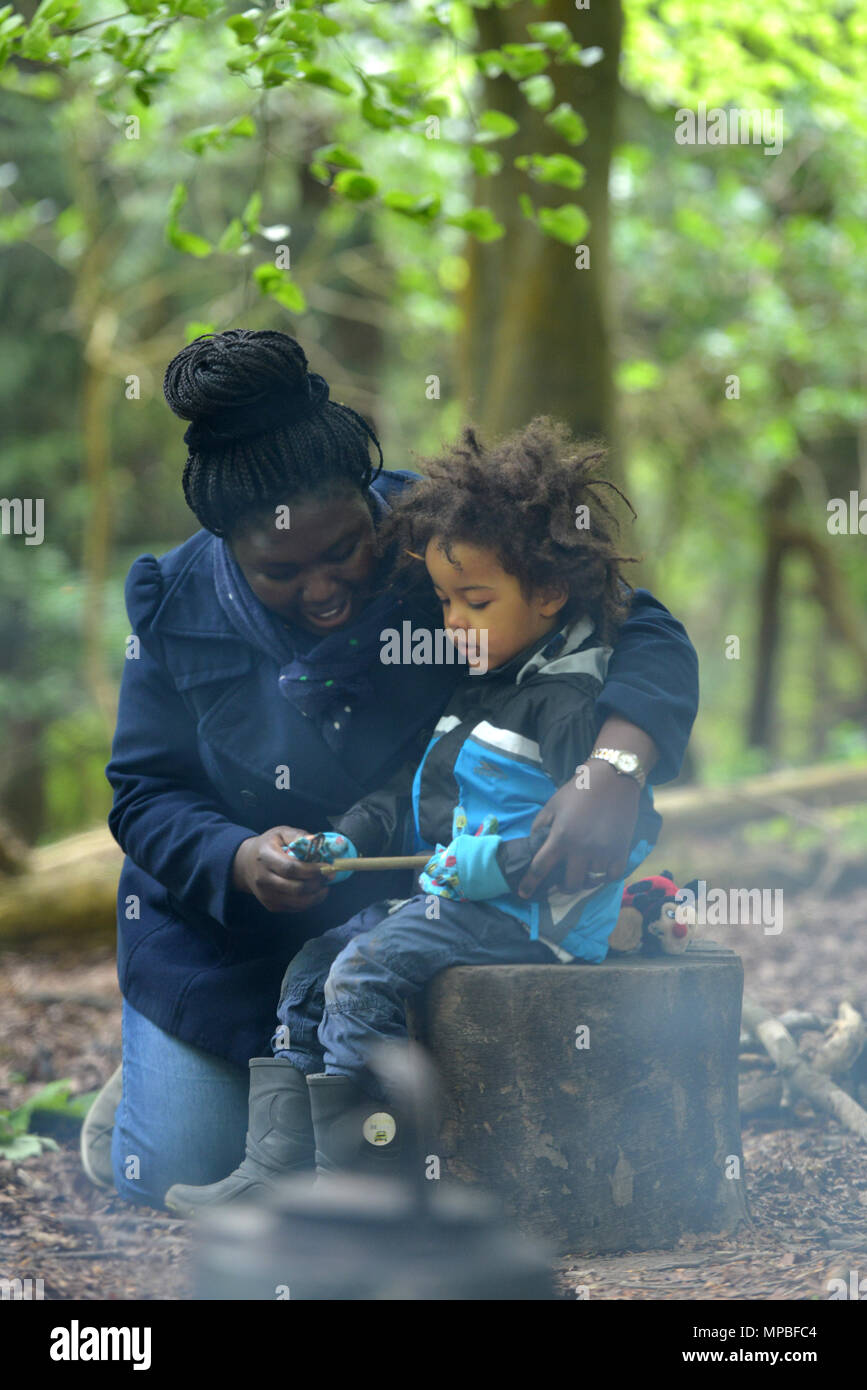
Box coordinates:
[271,895,560,1098]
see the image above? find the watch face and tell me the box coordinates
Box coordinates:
[616,752,639,774]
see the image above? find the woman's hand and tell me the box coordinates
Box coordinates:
[517,761,641,898]
[232,827,331,913]
[517,716,659,898]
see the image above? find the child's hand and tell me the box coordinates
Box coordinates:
[420,812,504,900]
[419,843,464,899]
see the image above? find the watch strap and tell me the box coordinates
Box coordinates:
[588,747,646,789]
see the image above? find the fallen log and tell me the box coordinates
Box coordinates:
[0,828,120,944]
[741,997,867,1142]
[739,1072,784,1116]
[740,1011,833,1050]
[657,760,867,834]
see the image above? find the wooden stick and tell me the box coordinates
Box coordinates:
[320,854,431,874]
[741,996,867,1142]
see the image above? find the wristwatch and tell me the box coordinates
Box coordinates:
[588,747,646,790]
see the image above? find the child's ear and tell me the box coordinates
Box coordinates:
[537,583,570,618]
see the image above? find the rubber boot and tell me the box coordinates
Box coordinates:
[80,1064,123,1190]
[306,1073,404,1179]
[164,1059,314,1215]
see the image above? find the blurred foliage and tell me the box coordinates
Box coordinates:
[0,1078,96,1161]
[0,0,866,841]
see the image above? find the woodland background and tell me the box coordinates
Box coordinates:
[2,1,867,1301]
[0,0,865,855]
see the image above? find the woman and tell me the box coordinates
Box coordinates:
[86,329,698,1209]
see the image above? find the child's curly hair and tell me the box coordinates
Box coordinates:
[380,417,637,644]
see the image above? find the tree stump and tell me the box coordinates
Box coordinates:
[408,942,749,1254]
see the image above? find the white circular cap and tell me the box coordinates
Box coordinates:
[362,1112,396,1146]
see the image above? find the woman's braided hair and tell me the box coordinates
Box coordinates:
[163,329,383,537]
[382,417,637,644]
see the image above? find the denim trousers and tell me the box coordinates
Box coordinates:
[111,997,249,1209]
[271,895,559,1098]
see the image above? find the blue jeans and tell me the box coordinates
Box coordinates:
[272,896,560,1098]
[111,998,249,1209]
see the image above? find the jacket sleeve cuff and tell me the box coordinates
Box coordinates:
[453,834,511,900]
[209,825,259,926]
[594,681,694,785]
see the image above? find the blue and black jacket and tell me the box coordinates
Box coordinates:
[335,614,662,963]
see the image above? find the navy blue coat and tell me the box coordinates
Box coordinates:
[106,470,699,1067]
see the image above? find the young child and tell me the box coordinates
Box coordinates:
[165,418,662,1213]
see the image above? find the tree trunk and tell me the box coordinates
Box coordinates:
[410,947,749,1252]
[748,471,798,752]
[459,0,623,462]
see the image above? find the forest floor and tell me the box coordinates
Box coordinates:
[2,883,866,1302]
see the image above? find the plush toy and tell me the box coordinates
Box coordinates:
[608,870,698,955]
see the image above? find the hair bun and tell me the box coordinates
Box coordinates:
[163,329,326,448]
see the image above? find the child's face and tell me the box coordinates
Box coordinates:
[425,538,568,672]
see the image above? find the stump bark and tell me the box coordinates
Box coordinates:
[408,943,749,1254]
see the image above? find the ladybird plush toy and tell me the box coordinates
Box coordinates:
[608,870,698,955]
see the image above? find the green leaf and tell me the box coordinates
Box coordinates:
[19,20,51,61]
[421,95,450,118]
[253,263,306,313]
[537,203,589,244]
[469,145,503,177]
[518,73,554,111]
[298,65,353,95]
[230,114,256,139]
[28,1079,97,1119]
[185,321,217,343]
[333,170,378,201]
[315,13,340,36]
[515,152,585,190]
[242,190,262,234]
[544,102,587,145]
[0,1132,57,1161]
[446,207,505,242]
[557,42,603,67]
[313,143,362,170]
[518,192,536,221]
[32,0,79,19]
[497,42,549,79]
[360,94,394,129]
[166,183,211,257]
[182,123,220,154]
[217,217,245,252]
[167,228,212,258]
[167,182,188,221]
[526,21,572,52]
[476,109,519,141]
[616,359,663,392]
[383,191,441,221]
[226,13,257,43]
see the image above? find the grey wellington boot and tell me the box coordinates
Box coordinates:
[307,1073,404,1179]
[80,1064,123,1189]
[165,1059,314,1216]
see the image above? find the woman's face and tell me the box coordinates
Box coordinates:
[230,488,377,634]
